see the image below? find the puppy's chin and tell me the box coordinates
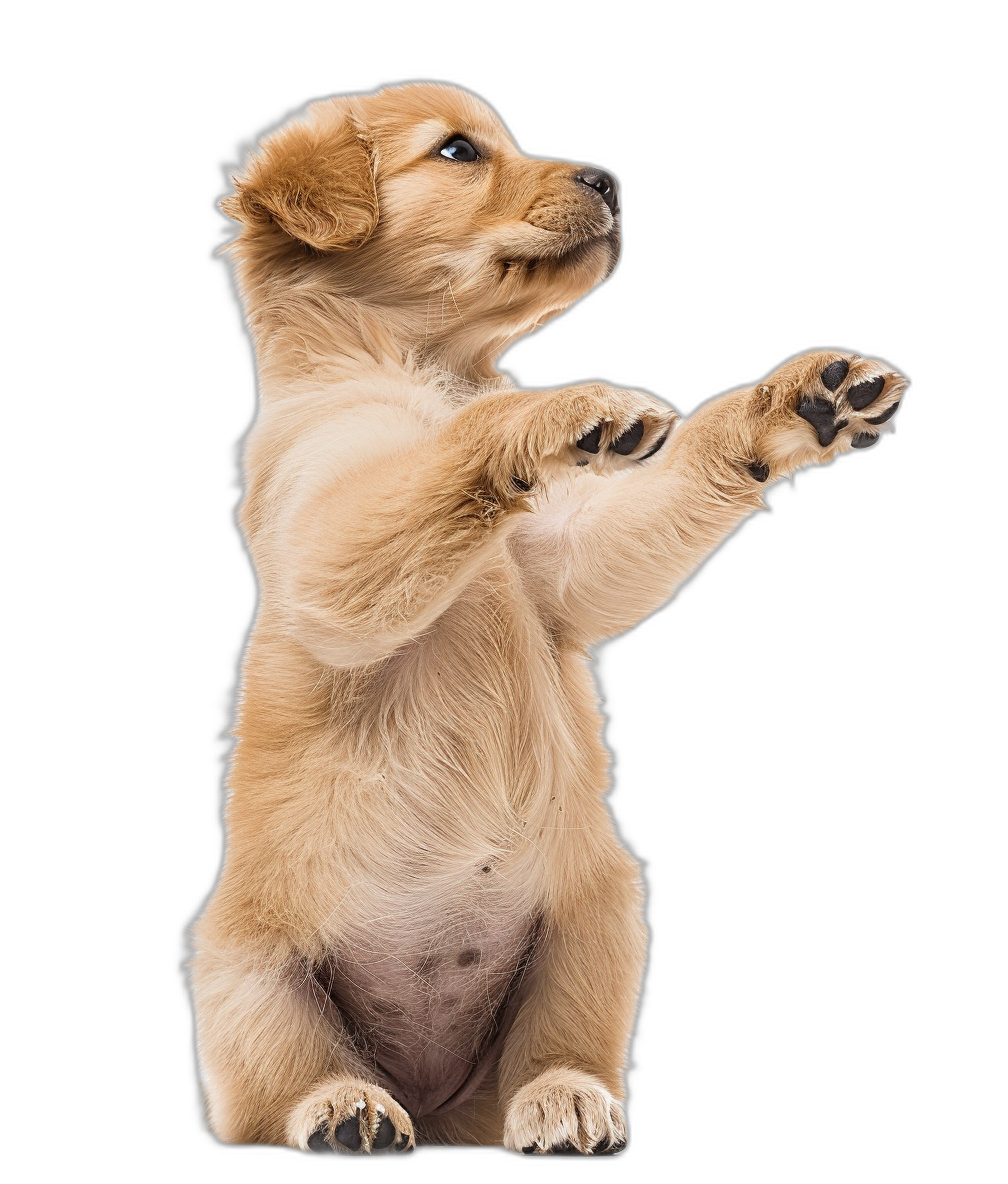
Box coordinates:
[499,227,620,289]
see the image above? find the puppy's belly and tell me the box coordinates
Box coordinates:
[314,908,535,1118]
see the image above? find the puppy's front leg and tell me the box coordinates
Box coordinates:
[281,383,674,665]
[513,351,907,644]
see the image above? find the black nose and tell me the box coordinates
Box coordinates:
[575,167,619,215]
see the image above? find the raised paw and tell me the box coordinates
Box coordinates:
[455,382,677,508]
[534,383,678,480]
[287,1077,414,1154]
[503,1067,627,1155]
[746,351,907,481]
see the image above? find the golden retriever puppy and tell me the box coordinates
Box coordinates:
[191,82,906,1154]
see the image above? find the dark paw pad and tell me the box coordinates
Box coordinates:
[797,396,847,447]
[820,359,849,391]
[547,1141,581,1154]
[847,375,885,410]
[576,423,602,453]
[638,432,668,461]
[333,1114,363,1151]
[307,1126,335,1152]
[866,400,899,425]
[372,1115,397,1150]
[522,1142,574,1154]
[531,1137,626,1155]
[610,419,644,455]
[747,460,770,483]
[850,431,879,449]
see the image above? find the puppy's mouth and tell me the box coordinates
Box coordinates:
[499,227,619,281]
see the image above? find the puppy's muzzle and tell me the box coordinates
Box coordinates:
[575,168,619,215]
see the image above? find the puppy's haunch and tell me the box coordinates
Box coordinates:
[191,82,906,1154]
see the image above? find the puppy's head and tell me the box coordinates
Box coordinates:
[224,84,621,373]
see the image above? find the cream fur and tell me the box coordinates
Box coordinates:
[190,82,907,1154]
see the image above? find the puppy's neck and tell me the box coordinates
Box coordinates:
[232,274,509,390]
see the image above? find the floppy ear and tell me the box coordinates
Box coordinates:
[222,105,378,251]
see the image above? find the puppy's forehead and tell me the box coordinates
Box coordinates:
[362,84,516,162]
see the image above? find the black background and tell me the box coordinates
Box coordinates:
[163,48,928,1174]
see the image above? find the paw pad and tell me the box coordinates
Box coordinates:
[307,1126,335,1153]
[333,1112,364,1151]
[576,423,602,453]
[847,375,885,410]
[300,1090,413,1154]
[790,360,902,455]
[866,400,899,425]
[610,419,644,455]
[638,431,669,461]
[522,1137,627,1155]
[371,1115,397,1150]
[820,359,849,391]
[797,395,847,447]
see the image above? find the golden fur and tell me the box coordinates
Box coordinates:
[191,82,906,1154]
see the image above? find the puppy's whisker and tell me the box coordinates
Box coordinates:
[446,277,466,326]
[474,331,524,367]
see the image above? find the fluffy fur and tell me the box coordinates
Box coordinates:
[190,82,906,1154]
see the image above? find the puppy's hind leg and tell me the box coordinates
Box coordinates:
[498,842,646,1155]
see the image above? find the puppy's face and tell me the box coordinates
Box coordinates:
[360,85,620,316]
[225,84,620,367]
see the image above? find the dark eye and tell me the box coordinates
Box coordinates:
[439,136,479,162]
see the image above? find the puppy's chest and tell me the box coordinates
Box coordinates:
[377,574,580,798]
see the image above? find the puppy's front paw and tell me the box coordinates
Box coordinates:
[792,354,905,451]
[503,1067,627,1155]
[287,1077,414,1153]
[746,352,907,481]
[530,384,677,482]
